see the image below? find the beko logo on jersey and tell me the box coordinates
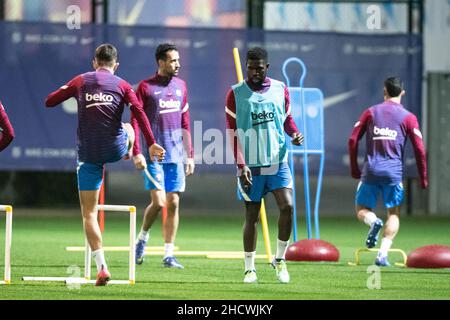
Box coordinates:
[158,99,181,114]
[373,126,397,140]
[159,98,181,109]
[85,93,113,103]
[251,111,275,126]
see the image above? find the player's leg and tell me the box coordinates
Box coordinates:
[268,164,294,284]
[77,162,110,285]
[122,122,135,159]
[160,163,185,268]
[162,192,184,269]
[135,161,166,265]
[355,182,383,248]
[243,201,262,283]
[376,183,404,266]
[237,171,264,283]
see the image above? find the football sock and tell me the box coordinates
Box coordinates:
[244,251,256,271]
[363,211,378,227]
[164,243,175,258]
[378,238,393,258]
[92,249,107,272]
[138,230,149,242]
[275,239,289,260]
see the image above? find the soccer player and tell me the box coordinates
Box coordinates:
[225,47,304,283]
[348,76,428,266]
[0,100,15,152]
[45,44,165,285]
[132,43,194,269]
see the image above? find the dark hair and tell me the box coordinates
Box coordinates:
[155,43,178,62]
[94,44,117,66]
[246,47,268,63]
[384,77,404,97]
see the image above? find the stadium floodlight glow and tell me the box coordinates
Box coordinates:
[0,205,12,285]
[23,204,136,285]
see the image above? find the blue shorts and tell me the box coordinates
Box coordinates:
[77,162,104,191]
[143,162,185,193]
[237,162,293,202]
[355,182,404,209]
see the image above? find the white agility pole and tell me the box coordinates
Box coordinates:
[23,204,136,285]
[0,205,12,285]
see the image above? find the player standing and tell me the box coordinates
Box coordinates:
[348,77,428,266]
[225,47,303,283]
[45,44,165,285]
[0,100,15,152]
[132,43,194,269]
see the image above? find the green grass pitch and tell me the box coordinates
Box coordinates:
[1,209,449,300]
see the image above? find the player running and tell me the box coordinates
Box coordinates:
[348,76,428,266]
[0,100,15,152]
[225,47,303,283]
[132,43,194,269]
[45,44,165,285]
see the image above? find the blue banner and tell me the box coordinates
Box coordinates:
[0,22,423,176]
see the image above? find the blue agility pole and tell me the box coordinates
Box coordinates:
[282,57,325,240]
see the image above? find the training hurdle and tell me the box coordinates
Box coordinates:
[348,248,407,267]
[23,204,136,285]
[0,205,12,285]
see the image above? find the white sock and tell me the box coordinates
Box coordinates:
[244,251,256,271]
[363,211,378,227]
[378,238,393,258]
[92,249,107,272]
[164,243,175,258]
[275,239,289,260]
[138,230,149,242]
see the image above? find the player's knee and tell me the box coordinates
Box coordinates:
[166,199,179,212]
[279,202,293,216]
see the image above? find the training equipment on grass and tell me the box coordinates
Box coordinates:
[347,248,407,267]
[282,58,336,262]
[23,204,136,285]
[0,205,12,285]
[282,57,324,242]
[233,47,272,264]
[406,244,450,268]
[285,239,339,262]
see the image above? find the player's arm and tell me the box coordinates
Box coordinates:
[225,89,251,187]
[348,109,371,179]
[0,102,15,152]
[181,87,194,176]
[122,81,165,162]
[404,114,428,189]
[45,75,83,107]
[283,86,304,146]
[130,82,146,169]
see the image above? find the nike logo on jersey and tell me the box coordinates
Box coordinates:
[154,91,162,95]
[373,126,398,140]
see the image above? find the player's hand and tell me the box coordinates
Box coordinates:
[133,154,147,170]
[291,132,304,146]
[149,143,165,162]
[421,179,428,189]
[351,169,361,180]
[239,166,252,189]
[185,158,195,176]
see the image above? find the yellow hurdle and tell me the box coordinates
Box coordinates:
[233,47,272,263]
[347,248,407,267]
[0,205,12,285]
